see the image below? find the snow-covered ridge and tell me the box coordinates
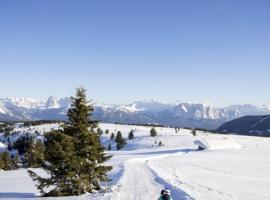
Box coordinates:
[0,102,11,115]
[0,97,270,129]
[0,96,70,110]
[0,97,44,109]
[1,97,269,114]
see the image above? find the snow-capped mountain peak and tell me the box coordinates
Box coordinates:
[0,96,269,129]
[45,96,60,109]
[0,97,43,109]
[129,100,171,112]
[0,103,10,115]
[262,104,270,112]
[58,97,71,108]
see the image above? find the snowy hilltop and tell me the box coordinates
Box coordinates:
[0,97,270,129]
[0,122,270,200]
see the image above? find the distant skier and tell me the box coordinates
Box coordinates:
[158,188,173,200]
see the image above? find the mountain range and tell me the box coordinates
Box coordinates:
[0,96,269,129]
[217,115,270,136]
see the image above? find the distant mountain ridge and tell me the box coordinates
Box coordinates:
[217,115,270,136]
[0,97,269,129]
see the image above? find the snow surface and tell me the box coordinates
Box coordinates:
[0,123,270,200]
[0,142,7,153]
[194,138,242,150]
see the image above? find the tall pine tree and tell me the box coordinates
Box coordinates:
[24,140,45,168]
[28,88,112,196]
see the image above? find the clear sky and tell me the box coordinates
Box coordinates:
[0,0,269,106]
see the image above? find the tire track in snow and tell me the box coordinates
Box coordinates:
[110,158,162,200]
[145,160,194,200]
[110,151,194,200]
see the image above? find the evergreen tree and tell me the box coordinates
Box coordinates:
[13,136,33,155]
[110,132,115,140]
[28,88,112,196]
[128,130,134,140]
[24,140,45,168]
[97,128,103,136]
[11,154,20,168]
[192,129,197,136]
[115,131,126,150]
[150,127,157,137]
[0,152,14,170]
[115,131,122,144]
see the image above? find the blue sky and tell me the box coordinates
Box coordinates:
[0,0,269,106]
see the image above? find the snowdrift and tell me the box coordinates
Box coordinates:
[194,138,242,150]
[0,142,7,153]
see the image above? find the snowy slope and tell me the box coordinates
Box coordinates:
[0,123,270,200]
[149,136,270,200]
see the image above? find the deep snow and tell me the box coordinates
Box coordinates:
[0,123,270,200]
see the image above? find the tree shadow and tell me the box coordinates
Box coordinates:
[0,192,37,198]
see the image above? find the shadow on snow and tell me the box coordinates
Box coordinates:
[0,192,37,198]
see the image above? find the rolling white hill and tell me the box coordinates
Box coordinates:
[0,123,270,200]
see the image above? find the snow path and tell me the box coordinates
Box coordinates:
[110,150,194,200]
[111,158,162,200]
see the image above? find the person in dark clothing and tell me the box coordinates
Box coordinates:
[158,188,173,200]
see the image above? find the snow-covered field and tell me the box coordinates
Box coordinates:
[0,123,270,200]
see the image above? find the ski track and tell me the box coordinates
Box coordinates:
[110,151,194,200]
